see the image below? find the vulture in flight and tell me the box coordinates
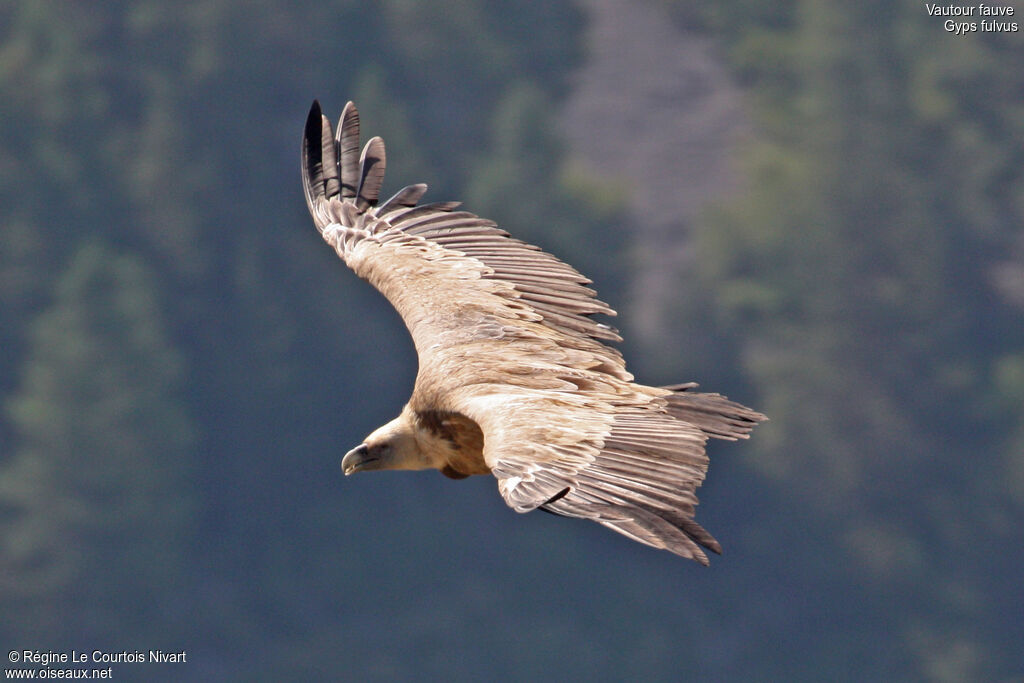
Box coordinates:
[302,100,766,564]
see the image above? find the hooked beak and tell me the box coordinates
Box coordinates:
[342,443,378,475]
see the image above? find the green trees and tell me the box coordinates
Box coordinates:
[685,0,1024,676]
[1,0,1021,678]
[0,0,601,667]
[1,244,194,644]
[699,0,1024,519]
[465,83,626,287]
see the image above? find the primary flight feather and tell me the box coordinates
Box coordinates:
[302,100,766,564]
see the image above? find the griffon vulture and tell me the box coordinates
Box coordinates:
[302,100,765,563]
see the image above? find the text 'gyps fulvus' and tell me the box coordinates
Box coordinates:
[302,101,766,563]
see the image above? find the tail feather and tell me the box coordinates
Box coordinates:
[662,384,767,440]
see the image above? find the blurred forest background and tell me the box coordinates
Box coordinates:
[2,0,1023,680]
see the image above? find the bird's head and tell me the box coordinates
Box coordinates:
[342,410,431,475]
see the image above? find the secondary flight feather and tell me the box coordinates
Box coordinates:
[302,100,766,563]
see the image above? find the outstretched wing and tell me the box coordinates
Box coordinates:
[302,101,764,562]
[302,101,624,372]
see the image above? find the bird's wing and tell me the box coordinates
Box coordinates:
[303,100,628,384]
[303,101,764,562]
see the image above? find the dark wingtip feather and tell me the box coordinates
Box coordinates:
[378,183,429,215]
[302,101,325,215]
[338,101,361,199]
[318,112,341,201]
[355,136,387,210]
